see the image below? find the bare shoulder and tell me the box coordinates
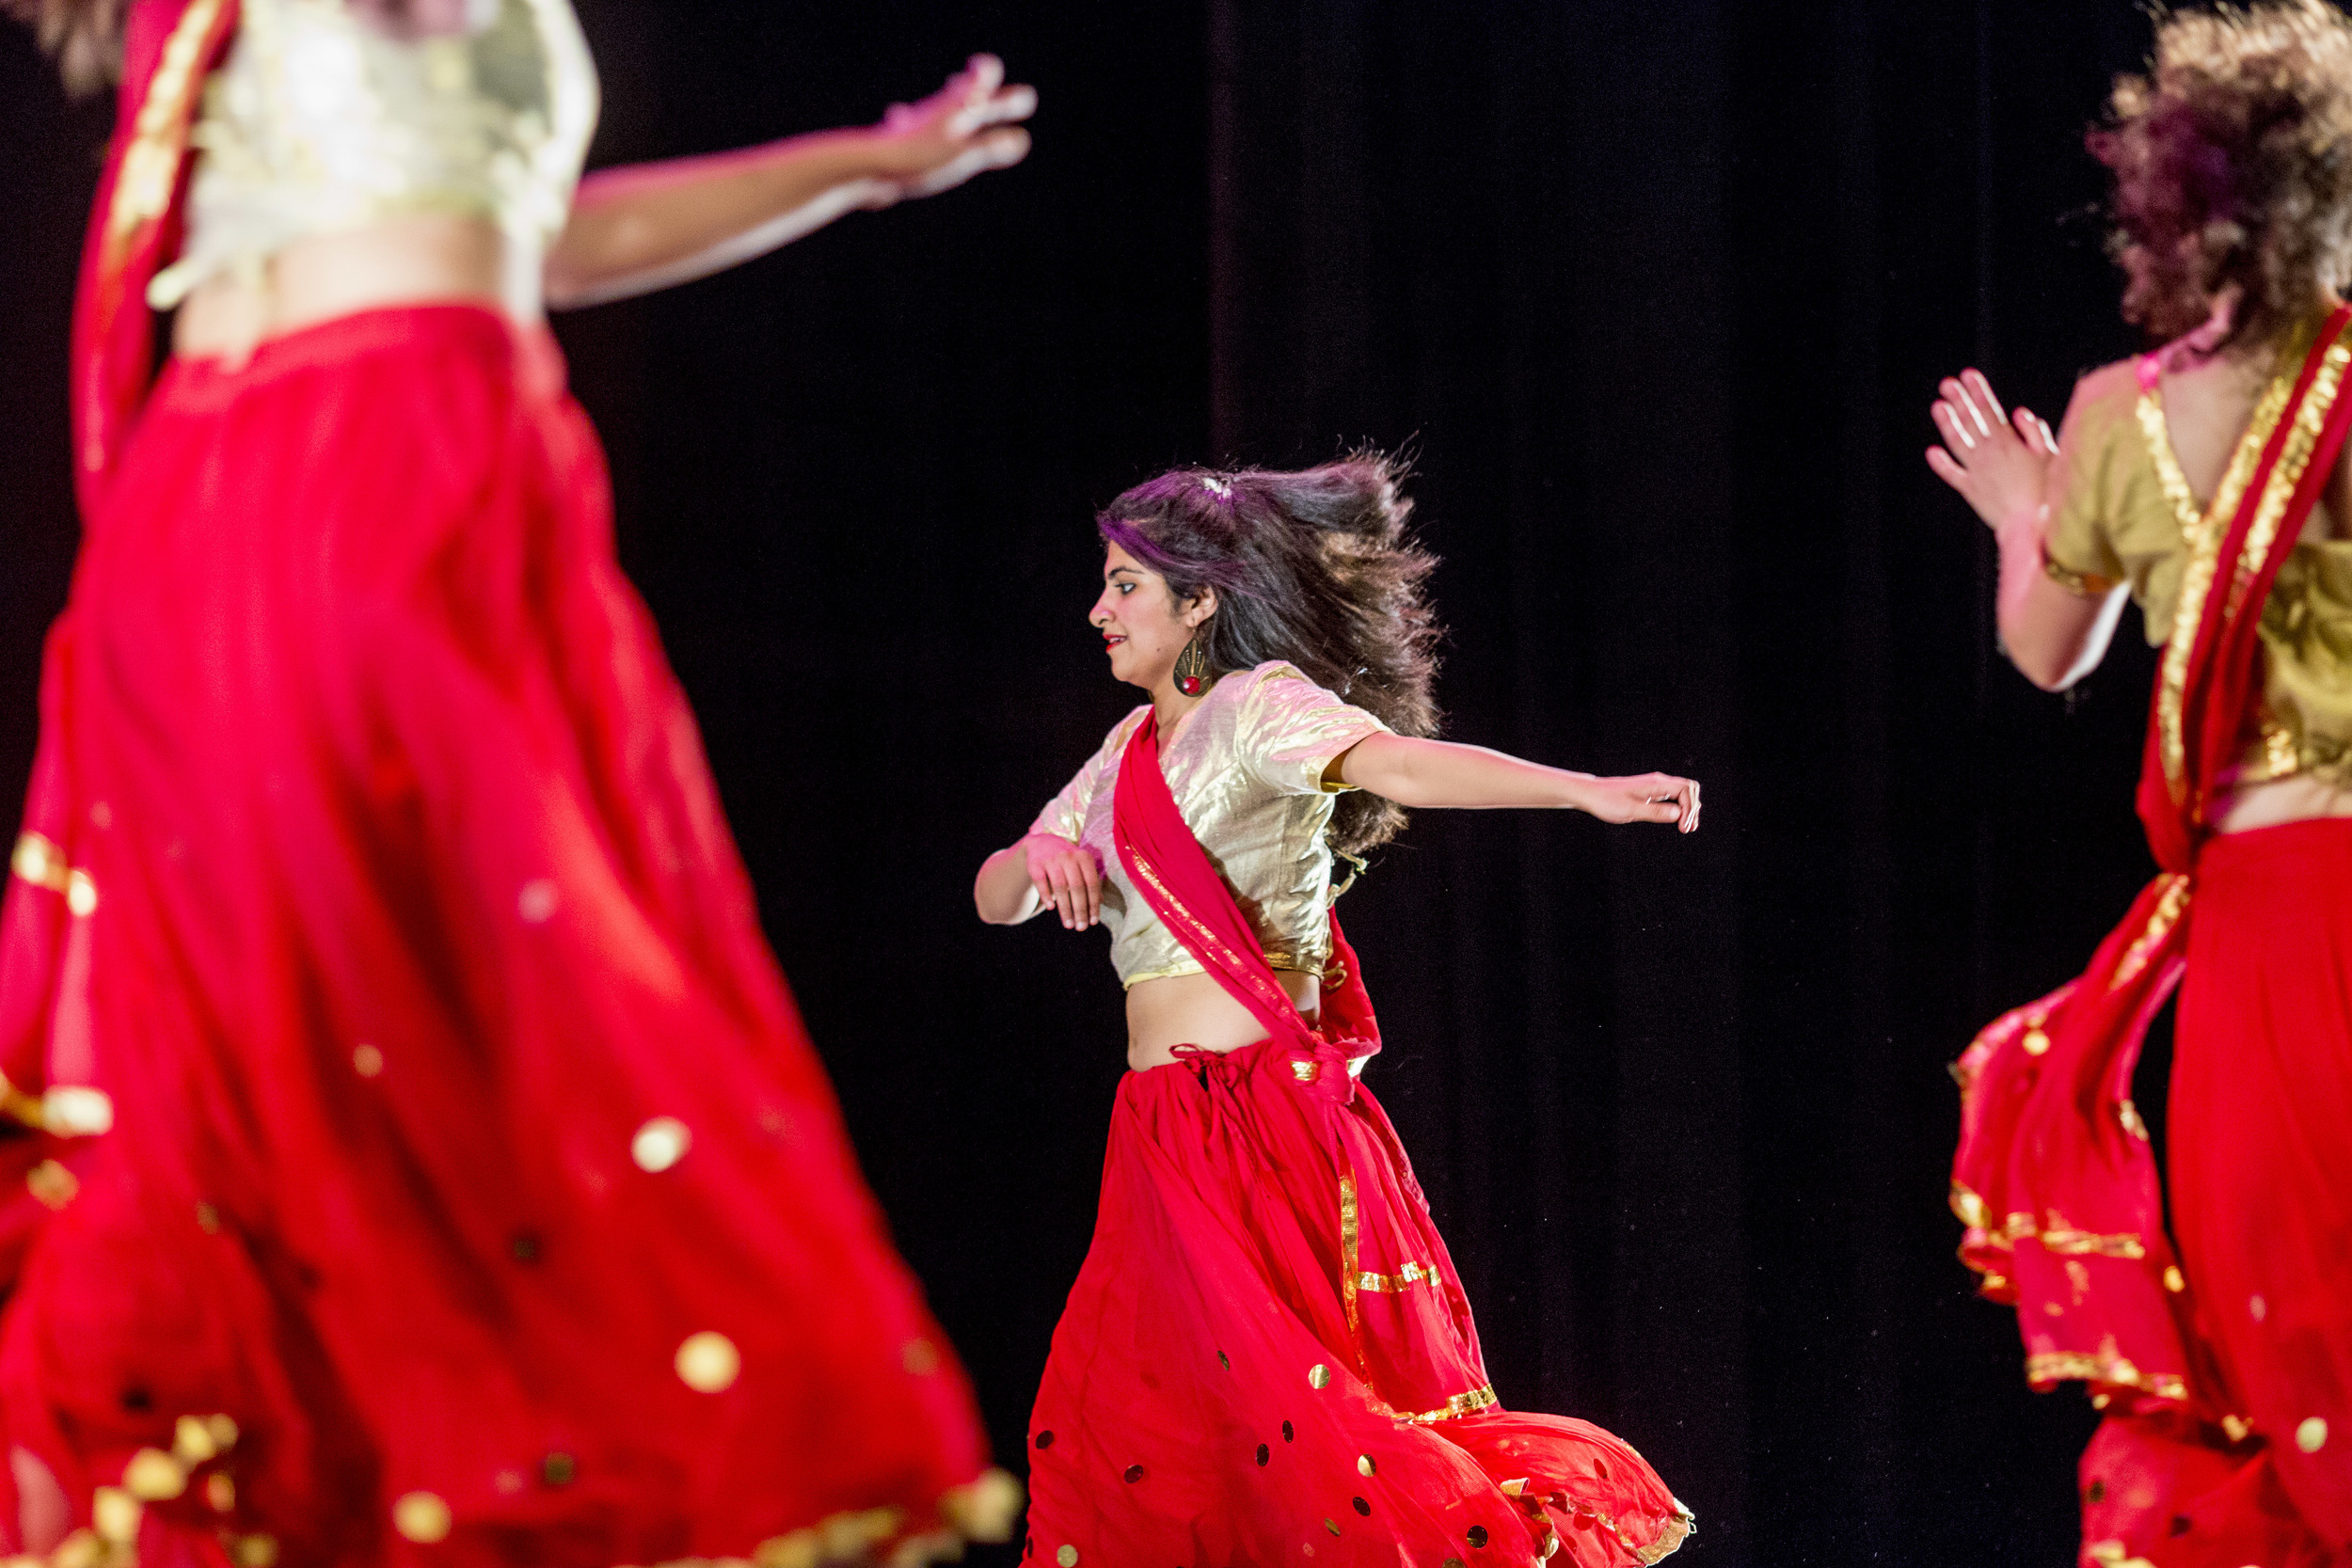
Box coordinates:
[2061,358,2142,428]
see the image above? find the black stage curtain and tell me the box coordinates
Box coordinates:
[0,4,2190,1563]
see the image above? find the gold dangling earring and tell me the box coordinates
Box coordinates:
[1174,633,1212,696]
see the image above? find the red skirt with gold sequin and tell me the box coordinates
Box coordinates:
[2076,817,2352,1565]
[0,306,1006,1567]
[1023,1036,1692,1567]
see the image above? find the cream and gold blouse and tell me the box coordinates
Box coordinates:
[1030,662,1391,988]
[2046,363,2352,784]
[150,0,599,308]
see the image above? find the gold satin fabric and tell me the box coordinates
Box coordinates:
[2045,358,2352,786]
[1030,662,1390,988]
[151,0,599,308]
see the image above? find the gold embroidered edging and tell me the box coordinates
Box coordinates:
[2136,388,2207,543]
[2043,555,2119,598]
[1947,1184,2147,1259]
[104,0,230,262]
[2229,327,2352,626]
[2026,1350,2188,1403]
[2157,319,2325,804]
[10,834,96,917]
[1394,1385,1499,1425]
[1339,1171,1362,1345]
[1123,852,1299,1025]
[2111,875,2191,990]
[1355,1261,1443,1293]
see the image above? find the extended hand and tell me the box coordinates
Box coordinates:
[1585,773,1701,833]
[1927,369,2057,531]
[1024,833,1104,930]
[871,55,1037,203]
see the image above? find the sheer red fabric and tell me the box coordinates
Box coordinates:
[1020,713,1691,1568]
[1952,308,2352,1564]
[0,308,1004,1566]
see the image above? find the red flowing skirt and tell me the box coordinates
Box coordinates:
[1025,1037,1692,1568]
[0,307,1001,1566]
[2080,817,2352,1566]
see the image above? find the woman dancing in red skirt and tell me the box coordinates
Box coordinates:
[1929,4,2352,1560]
[0,1,1034,1563]
[974,457,1699,1567]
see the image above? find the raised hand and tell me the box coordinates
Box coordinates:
[870,55,1037,202]
[1927,368,2058,531]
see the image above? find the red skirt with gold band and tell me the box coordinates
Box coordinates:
[1024,1035,1692,1567]
[0,305,1005,1567]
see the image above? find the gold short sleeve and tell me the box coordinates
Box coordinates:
[2043,384,2131,599]
[2042,368,2195,640]
[1234,665,1391,796]
[1029,707,1148,845]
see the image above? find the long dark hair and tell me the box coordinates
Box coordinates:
[2090,0,2352,350]
[5,0,126,93]
[1097,451,1441,856]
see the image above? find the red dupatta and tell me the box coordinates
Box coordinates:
[1110,710,1381,1085]
[72,0,241,513]
[1951,305,2352,1412]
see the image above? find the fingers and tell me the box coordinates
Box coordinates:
[1072,848,1101,928]
[1926,444,1972,493]
[1028,851,1101,930]
[945,55,1035,138]
[1931,396,1979,454]
[2014,405,2058,457]
[1961,368,2007,433]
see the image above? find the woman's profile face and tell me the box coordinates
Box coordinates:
[1090,541,1200,693]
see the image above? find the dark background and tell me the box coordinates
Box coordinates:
[0,2,2188,1563]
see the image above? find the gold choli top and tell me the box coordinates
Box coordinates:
[2045,359,2352,784]
[1030,662,1391,988]
[150,0,600,309]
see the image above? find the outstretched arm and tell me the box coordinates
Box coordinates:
[545,55,1036,309]
[1335,736,1699,832]
[1927,368,2127,691]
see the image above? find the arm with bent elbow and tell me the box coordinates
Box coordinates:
[1928,368,2126,691]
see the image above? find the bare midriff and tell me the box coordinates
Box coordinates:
[2213,772,2352,833]
[1125,969,1322,1072]
[170,214,537,364]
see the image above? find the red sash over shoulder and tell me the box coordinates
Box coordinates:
[1110,709,1379,1077]
[1952,306,2352,1413]
[72,0,241,511]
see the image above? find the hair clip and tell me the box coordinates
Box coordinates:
[1200,475,1232,499]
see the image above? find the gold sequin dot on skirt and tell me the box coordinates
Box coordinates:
[675,1331,742,1393]
[631,1117,691,1172]
[1308,1363,1332,1389]
[392,1492,453,1544]
[2298,1417,2329,1453]
[1056,1546,1079,1567]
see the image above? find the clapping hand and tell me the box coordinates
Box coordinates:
[1927,369,2058,531]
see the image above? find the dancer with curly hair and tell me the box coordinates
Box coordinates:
[0,1,1035,1563]
[975,457,1699,1567]
[1929,2,2352,1560]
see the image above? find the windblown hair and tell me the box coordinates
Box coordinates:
[4,0,126,94]
[2091,0,2352,349]
[1098,452,1441,857]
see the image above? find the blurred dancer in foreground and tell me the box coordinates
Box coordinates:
[975,457,1698,1567]
[0,0,1033,1562]
[1928,3,2352,1560]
